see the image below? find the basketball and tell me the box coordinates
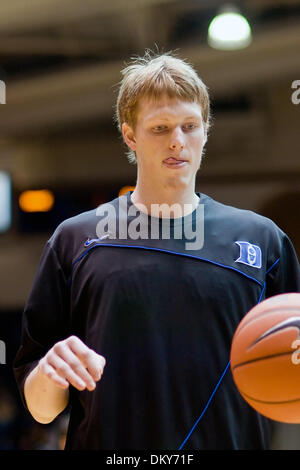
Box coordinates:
[230,293,300,423]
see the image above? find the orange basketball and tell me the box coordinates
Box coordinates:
[230,293,300,423]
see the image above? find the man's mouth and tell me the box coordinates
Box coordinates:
[163,157,188,168]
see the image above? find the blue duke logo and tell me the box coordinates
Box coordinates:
[235,241,262,269]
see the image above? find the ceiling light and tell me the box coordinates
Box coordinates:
[208,5,252,50]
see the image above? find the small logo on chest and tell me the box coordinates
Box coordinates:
[235,241,262,269]
[84,234,111,247]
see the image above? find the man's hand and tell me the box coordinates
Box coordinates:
[38,335,106,392]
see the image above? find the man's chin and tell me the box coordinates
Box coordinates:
[163,175,192,191]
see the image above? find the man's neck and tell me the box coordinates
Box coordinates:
[130,186,200,219]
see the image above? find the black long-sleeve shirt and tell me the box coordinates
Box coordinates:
[13,192,300,450]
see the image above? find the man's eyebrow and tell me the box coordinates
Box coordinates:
[147,114,202,122]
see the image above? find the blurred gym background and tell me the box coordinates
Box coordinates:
[0,0,299,450]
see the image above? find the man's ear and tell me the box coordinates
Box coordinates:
[122,123,137,152]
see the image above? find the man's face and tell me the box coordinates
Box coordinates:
[122,95,207,191]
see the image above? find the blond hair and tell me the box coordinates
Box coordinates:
[115,49,211,164]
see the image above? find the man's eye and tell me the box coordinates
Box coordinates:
[153,126,167,132]
[184,123,197,130]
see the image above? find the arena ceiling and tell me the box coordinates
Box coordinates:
[0,0,299,135]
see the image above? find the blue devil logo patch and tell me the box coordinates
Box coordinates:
[235,241,262,269]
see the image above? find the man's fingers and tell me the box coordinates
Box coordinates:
[86,350,106,381]
[53,343,97,390]
[41,336,106,392]
[39,361,69,389]
[47,354,92,391]
[66,336,106,382]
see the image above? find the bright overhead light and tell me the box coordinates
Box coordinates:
[208,5,252,51]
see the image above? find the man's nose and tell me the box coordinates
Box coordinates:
[169,128,184,151]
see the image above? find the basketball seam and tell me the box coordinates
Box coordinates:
[241,390,300,405]
[231,350,292,370]
[234,308,300,336]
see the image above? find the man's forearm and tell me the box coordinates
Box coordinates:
[24,364,69,424]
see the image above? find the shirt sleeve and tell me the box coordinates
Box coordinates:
[265,233,300,298]
[13,239,70,410]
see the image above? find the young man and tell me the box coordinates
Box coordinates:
[14,51,300,450]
